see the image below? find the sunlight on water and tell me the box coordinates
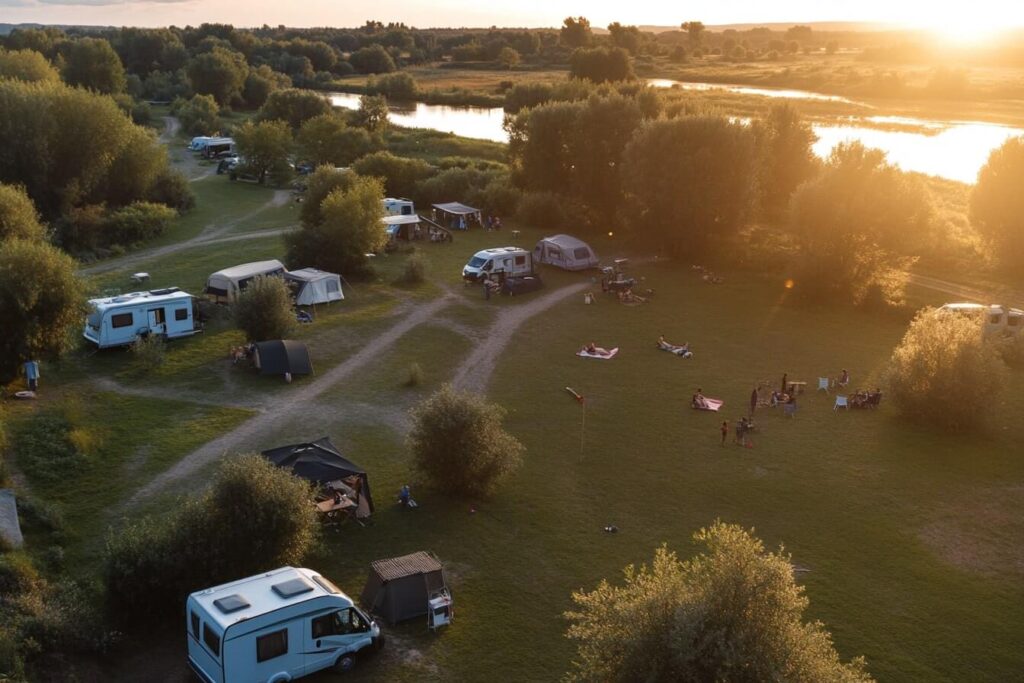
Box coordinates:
[329,90,1024,183]
[646,78,865,105]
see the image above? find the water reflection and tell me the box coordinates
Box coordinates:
[646,78,864,105]
[329,92,507,143]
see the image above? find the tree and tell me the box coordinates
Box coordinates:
[258,88,332,129]
[621,116,756,255]
[751,103,818,219]
[497,46,521,70]
[174,93,220,136]
[60,37,126,94]
[789,142,932,306]
[285,175,386,279]
[607,23,643,55]
[352,94,390,134]
[234,119,293,186]
[286,38,338,72]
[970,135,1024,268]
[0,184,46,242]
[233,275,294,342]
[105,454,319,621]
[680,21,706,47]
[0,48,59,83]
[297,165,356,227]
[560,17,593,48]
[569,47,634,83]
[348,44,396,74]
[243,64,292,108]
[366,72,417,100]
[351,151,433,198]
[186,47,248,105]
[296,113,377,167]
[0,239,83,383]
[113,27,188,76]
[407,384,524,498]
[888,308,1006,432]
[566,522,873,683]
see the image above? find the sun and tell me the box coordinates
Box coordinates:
[906,9,1013,46]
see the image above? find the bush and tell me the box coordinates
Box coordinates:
[10,414,88,486]
[131,333,166,370]
[349,45,396,74]
[105,454,319,621]
[104,201,176,246]
[147,169,196,213]
[517,191,569,229]
[366,72,417,100]
[395,251,426,286]
[130,101,152,125]
[407,385,524,498]
[887,308,1007,432]
[234,275,294,342]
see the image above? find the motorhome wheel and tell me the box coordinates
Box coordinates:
[334,652,357,673]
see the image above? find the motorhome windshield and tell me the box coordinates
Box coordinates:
[468,256,487,268]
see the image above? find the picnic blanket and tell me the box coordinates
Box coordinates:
[693,398,724,412]
[577,347,619,360]
[658,342,692,358]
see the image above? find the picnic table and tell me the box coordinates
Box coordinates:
[786,381,807,394]
[316,497,355,515]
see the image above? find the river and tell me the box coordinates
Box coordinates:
[329,85,1024,183]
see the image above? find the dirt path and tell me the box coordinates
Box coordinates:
[91,377,265,411]
[128,293,455,504]
[451,282,590,393]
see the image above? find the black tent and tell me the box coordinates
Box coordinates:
[360,551,448,625]
[261,437,374,516]
[252,340,313,376]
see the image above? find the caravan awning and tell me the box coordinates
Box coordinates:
[382,215,422,226]
[432,202,479,215]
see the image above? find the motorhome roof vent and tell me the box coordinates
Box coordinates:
[271,577,315,599]
[149,287,180,296]
[213,594,250,614]
[111,295,136,303]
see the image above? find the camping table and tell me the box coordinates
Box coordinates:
[130,272,150,284]
[316,497,355,514]
[786,381,807,394]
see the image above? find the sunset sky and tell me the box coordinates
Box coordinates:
[1,0,1020,35]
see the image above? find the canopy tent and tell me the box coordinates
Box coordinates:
[382,214,424,242]
[252,340,313,377]
[285,268,343,305]
[205,259,287,303]
[533,234,600,271]
[261,437,373,517]
[360,551,448,625]
[432,202,481,230]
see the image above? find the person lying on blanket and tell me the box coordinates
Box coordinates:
[658,336,692,357]
[692,387,709,409]
[581,342,613,357]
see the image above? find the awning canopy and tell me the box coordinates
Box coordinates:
[261,436,374,513]
[432,202,479,215]
[382,215,422,226]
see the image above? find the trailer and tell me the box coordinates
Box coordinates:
[205,260,287,304]
[186,567,382,683]
[84,288,199,348]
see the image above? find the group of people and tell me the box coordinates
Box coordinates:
[617,288,649,304]
[721,416,755,446]
[849,388,883,408]
[485,215,503,231]
[229,344,255,364]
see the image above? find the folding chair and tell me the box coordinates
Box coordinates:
[817,377,830,393]
[834,395,849,411]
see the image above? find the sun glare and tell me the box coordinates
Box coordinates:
[910,10,1012,46]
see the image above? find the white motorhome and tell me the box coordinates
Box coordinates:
[939,302,1024,336]
[382,198,415,216]
[84,288,199,348]
[187,567,382,683]
[462,247,533,282]
[205,260,287,304]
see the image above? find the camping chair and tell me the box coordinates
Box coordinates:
[783,402,797,418]
[817,377,830,393]
[834,396,849,411]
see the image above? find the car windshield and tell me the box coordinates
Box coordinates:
[468,257,487,268]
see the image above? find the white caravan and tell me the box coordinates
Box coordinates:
[462,247,534,282]
[205,260,287,304]
[382,198,415,216]
[939,302,1024,336]
[187,567,382,683]
[84,288,198,348]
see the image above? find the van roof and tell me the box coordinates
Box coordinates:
[88,288,192,311]
[474,247,527,257]
[188,567,353,631]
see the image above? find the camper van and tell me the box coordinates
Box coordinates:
[382,198,415,216]
[187,567,382,683]
[188,136,213,151]
[205,260,287,304]
[462,247,533,282]
[940,302,1024,336]
[84,288,199,348]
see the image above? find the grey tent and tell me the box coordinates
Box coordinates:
[533,234,600,271]
[252,340,313,376]
[285,268,343,305]
[261,437,373,517]
[360,551,448,625]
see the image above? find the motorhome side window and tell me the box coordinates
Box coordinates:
[256,629,288,662]
[111,313,133,328]
[190,611,200,638]
[202,623,221,657]
[175,308,189,321]
[515,256,526,266]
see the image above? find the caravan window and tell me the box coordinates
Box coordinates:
[327,280,340,293]
[203,623,221,657]
[482,260,493,271]
[549,247,562,259]
[238,277,253,291]
[574,247,590,260]
[111,313,133,328]
[514,255,526,266]
[175,308,189,321]
[256,629,288,662]
[990,313,1003,325]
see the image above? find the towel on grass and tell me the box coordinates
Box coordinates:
[577,347,619,360]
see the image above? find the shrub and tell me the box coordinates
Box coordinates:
[147,169,196,213]
[395,251,426,286]
[130,101,152,125]
[405,362,424,387]
[234,275,294,342]
[407,384,524,498]
[366,72,417,100]
[105,454,319,621]
[349,44,396,74]
[517,191,569,229]
[0,183,46,243]
[104,201,176,246]
[10,413,88,486]
[887,308,1006,432]
[131,333,166,370]
[351,151,434,199]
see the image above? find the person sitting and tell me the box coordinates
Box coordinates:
[837,369,850,388]
[692,388,708,409]
[580,342,611,357]
[398,484,411,508]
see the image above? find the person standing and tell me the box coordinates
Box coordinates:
[720,420,728,446]
[781,372,788,395]
[749,386,758,416]
[24,359,40,392]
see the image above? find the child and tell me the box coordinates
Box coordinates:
[720,420,728,446]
